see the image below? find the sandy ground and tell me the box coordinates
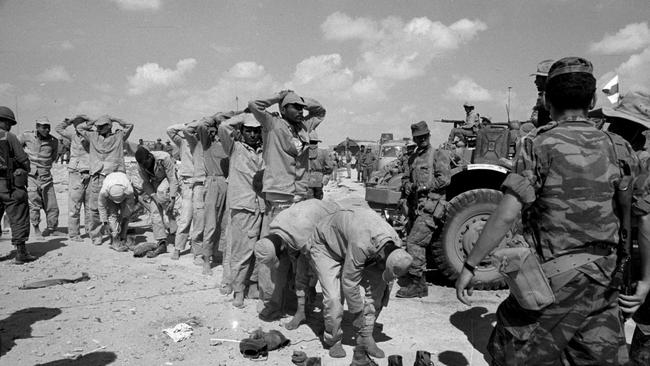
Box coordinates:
[0,164,637,366]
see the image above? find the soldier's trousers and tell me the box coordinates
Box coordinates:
[104,200,131,239]
[488,272,628,366]
[27,174,59,229]
[257,198,295,314]
[201,176,228,260]
[405,212,438,278]
[67,170,92,237]
[147,178,179,242]
[631,298,650,365]
[309,243,387,345]
[88,174,107,243]
[229,208,262,293]
[0,179,30,244]
[174,177,194,250]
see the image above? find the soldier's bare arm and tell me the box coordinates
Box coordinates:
[248,90,289,130]
[456,192,522,305]
[302,98,326,132]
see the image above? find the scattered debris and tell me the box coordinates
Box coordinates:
[163,323,193,342]
[19,272,90,290]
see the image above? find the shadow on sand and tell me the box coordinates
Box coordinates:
[448,306,495,364]
[0,307,62,357]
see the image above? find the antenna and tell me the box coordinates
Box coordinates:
[506,86,512,122]
[236,96,239,111]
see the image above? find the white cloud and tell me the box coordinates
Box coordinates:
[176,62,278,116]
[617,47,650,93]
[227,61,266,79]
[127,58,196,95]
[72,98,113,118]
[447,77,493,102]
[589,22,650,55]
[110,0,161,11]
[286,54,386,102]
[37,65,73,83]
[322,13,487,80]
[321,12,379,41]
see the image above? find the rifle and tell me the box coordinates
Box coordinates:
[432,119,465,128]
[611,175,636,296]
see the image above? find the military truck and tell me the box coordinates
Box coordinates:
[366,120,525,289]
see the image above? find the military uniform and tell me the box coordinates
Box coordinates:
[398,121,450,298]
[489,116,636,366]
[20,128,59,233]
[306,140,334,200]
[0,107,32,262]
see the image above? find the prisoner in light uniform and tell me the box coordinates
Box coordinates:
[55,115,92,242]
[307,206,412,359]
[76,115,134,245]
[98,171,136,251]
[218,112,265,308]
[255,199,341,327]
[167,122,199,260]
[135,147,180,258]
[20,118,59,237]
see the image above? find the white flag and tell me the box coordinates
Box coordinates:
[602,75,620,104]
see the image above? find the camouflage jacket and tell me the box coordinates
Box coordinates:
[502,116,643,285]
[403,145,450,196]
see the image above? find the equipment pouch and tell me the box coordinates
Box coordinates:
[307,172,324,188]
[491,247,555,311]
[13,169,28,188]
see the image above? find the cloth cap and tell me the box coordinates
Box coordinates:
[94,115,112,126]
[481,115,492,123]
[309,131,321,142]
[0,106,17,125]
[463,101,474,108]
[530,59,555,77]
[602,91,650,129]
[35,117,50,126]
[281,92,307,108]
[108,184,127,203]
[410,120,430,137]
[70,115,89,126]
[242,114,261,128]
[547,57,593,81]
[382,248,413,282]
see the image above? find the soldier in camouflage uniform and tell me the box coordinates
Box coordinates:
[456,57,650,365]
[529,59,554,127]
[397,120,450,298]
[596,90,650,366]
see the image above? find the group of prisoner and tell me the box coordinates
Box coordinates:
[2,55,650,364]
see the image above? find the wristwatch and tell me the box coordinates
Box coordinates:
[463,261,476,275]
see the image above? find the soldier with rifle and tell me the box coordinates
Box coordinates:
[592,90,650,365]
[455,57,650,365]
[0,107,33,264]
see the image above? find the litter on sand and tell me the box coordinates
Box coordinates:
[162,323,193,342]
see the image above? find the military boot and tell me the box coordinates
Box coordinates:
[388,355,403,366]
[349,345,378,366]
[414,350,434,366]
[396,275,427,298]
[14,243,36,264]
[233,291,245,308]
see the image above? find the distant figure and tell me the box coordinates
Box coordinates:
[138,138,144,147]
[355,145,366,182]
[306,131,334,199]
[152,138,164,151]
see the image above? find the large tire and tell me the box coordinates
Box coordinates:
[432,188,512,290]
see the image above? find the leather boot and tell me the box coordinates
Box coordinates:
[147,239,167,258]
[349,345,378,366]
[305,357,321,366]
[396,275,427,298]
[14,244,36,264]
[387,355,403,366]
[233,291,244,308]
[284,295,306,330]
[327,340,346,358]
[357,335,385,359]
[414,350,434,366]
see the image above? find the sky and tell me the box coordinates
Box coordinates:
[1,0,649,147]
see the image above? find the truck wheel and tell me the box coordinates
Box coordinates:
[432,188,513,290]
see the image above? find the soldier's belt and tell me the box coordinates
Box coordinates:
[541,246,614,277]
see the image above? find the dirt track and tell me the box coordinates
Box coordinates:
[0,164,636,366]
